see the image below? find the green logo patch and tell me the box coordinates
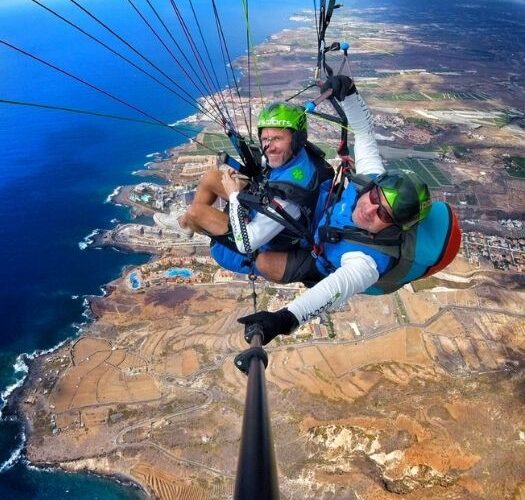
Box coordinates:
[291,167,305,181]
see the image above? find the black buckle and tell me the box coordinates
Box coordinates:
[234,347,268,374]
[319,225,341,244]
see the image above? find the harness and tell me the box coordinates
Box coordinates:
[237,142,334,249]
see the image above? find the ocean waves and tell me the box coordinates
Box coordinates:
[104,186,122,204]
[0,431,25,473]
[78,229,101,250]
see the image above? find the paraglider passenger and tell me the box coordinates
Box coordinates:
[164,102,332,282]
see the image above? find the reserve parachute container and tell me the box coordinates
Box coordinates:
[363,201,462,294]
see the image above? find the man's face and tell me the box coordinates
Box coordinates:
[260,128,294,168]
[352,186,395,233]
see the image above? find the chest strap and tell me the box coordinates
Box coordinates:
[318,224,402,259]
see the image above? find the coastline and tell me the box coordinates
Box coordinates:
[7,291,148,497]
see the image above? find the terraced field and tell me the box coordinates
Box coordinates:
[386,158,451,187]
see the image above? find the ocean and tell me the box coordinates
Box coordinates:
[0,0,307,497]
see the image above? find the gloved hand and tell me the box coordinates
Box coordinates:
[238,308,299,346]
[321,75,357,101]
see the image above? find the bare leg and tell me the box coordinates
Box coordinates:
[255,252,288,282]
[192,169,228,205]
[179,170,228,230]
[185,203,229,236]
[182,168,249,237]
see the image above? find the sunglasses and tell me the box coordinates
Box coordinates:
[369,186,394,224]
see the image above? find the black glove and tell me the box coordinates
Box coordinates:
[320,75,357,102]
[238,308,299,346]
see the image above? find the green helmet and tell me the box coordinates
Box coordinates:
[257,102,307,134]
[374,169,431,230]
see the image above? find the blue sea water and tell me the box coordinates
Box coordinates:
[0,0,308,497]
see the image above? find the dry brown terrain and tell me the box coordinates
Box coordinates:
[19,253,524,499]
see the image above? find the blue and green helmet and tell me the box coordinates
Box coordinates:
[374,169,431,230]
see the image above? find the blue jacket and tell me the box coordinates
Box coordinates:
[211,147,325,273]
[314,181,393,277]
[266,147,319,197]
[253,147,325,252]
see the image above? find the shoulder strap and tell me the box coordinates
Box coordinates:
[242,143,337,234]
[305,141,335,183]
[370,224,423,294]
[319,224,402,259]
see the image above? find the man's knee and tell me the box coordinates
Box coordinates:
[256,252,287,282]
[186,203,229,235]
[200,168,222,189]
[186,203,212,227]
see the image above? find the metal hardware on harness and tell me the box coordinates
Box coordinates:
[234,346,268,374]
[225,128,262,179]
[217,151,244,172]
[318,225,342,244]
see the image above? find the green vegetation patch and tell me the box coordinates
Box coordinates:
[506,156,525,179]
[412,276,474,292]
[316,142,338,159]
[183,132,240,157]
[494,113,512,128]
[411,276,441,292]
[511,156,525,168]
[378,92,429,101]
[357,82,380,88]
[385,158,451,187]
[438,144,470,159]
[393,293,409,324]
[377,91,488,102]
[451,144,470,158]
[405,116,435,131]
[412,144,438,152]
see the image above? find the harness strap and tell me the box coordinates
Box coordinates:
[319,225,402,258]
[236,191,311,245]
[236,190,337,274]
[371,229,418,293]
[336,48,353,79]
[225,129,262,179]
[235,200,259,312]
[236,146,334,245]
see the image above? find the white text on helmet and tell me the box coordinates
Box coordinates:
[259,117,294,129]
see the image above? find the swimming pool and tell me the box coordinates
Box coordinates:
[164,267,193,278]
[129,272,141,289]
